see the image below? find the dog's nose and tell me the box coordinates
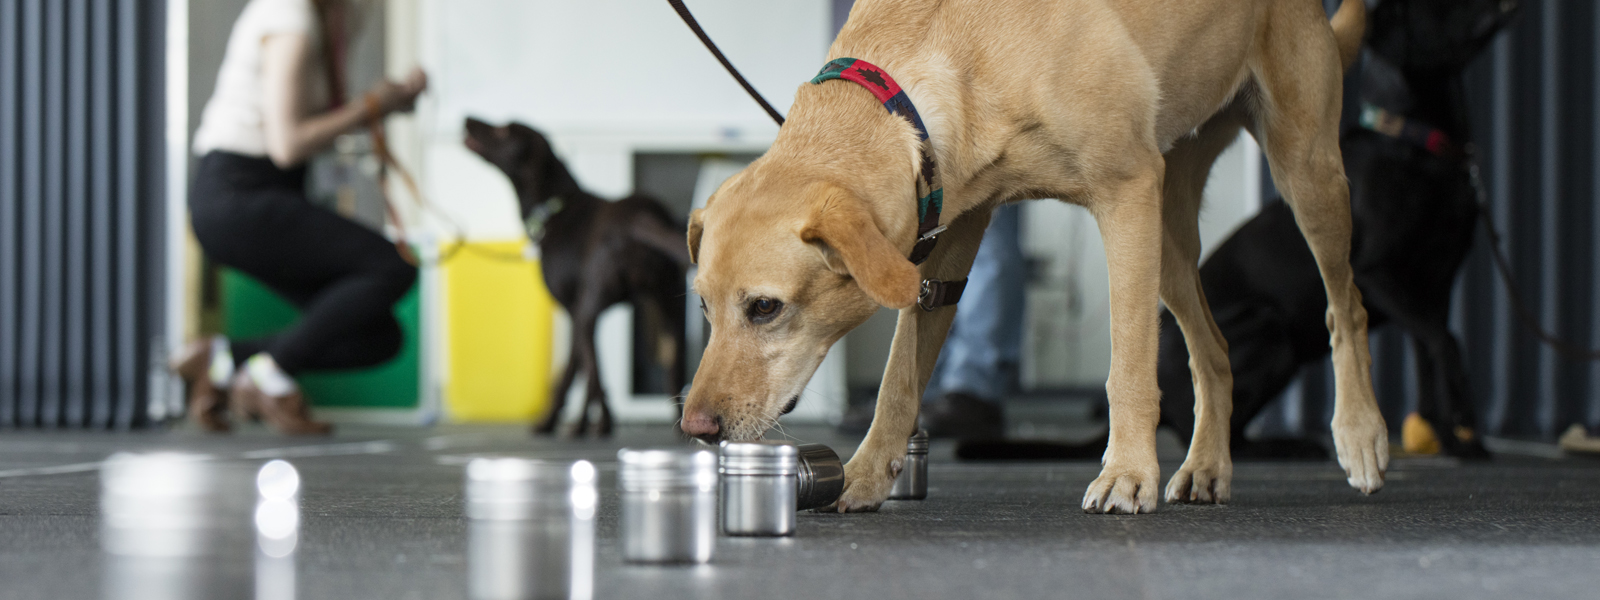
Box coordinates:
[681,408,721,442]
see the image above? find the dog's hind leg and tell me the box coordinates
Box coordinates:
[1248,2,1387,493]
[1155,113,1243,504]
[566,307,608,437]
[536,352,580,435]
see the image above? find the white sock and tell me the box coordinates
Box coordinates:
[208,336,235,387]
[245,354,298,397]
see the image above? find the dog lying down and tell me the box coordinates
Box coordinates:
[682,0,1376,514]
[464,118,689,436]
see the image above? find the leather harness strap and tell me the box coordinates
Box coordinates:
[811,58,965,310]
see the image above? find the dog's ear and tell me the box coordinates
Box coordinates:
[687,208,705,265]
[798,183,920,309]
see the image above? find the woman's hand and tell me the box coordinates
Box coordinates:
[369,68,428,116]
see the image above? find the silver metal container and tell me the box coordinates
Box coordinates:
[465,458,597,600]
[718,442,798,536]
[618,448,717,564]
[795,443,845,510]
[100,453,253,600]
[888,429,930,500]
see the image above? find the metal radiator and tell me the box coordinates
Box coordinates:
[0,0,167,429]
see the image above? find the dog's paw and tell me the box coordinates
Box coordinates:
[1082,460,1160,514]
[1332,409,1389,494]
[1164,458,1232,504]
[833,452,903,513]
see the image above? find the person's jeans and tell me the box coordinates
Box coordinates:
[926,203,1025,402]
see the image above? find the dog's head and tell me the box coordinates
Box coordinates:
[680,153,922,443]
[1367,0,1520,70]
[463,117,576,215]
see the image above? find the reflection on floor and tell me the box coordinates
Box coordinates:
[2,423,1598,599]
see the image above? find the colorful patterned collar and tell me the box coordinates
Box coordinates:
[1359,103,1458,158]
[811,58,946,267]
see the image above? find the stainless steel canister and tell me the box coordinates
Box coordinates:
[618,448,717,564]
[465,458,598,600]
[100,452,253,600]
[718,441,798,536]
[795,444,845,510]
[887,429,930,500]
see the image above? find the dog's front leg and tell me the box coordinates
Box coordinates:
[1082,171,1165,515]
[836,208,993,512]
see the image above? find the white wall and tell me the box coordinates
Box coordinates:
[407,0,835,422]
[414,0,831,239]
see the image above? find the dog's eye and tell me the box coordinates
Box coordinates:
[746,298,783,324]
[699,298,708,316]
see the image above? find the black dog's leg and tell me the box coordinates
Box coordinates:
[536,354,580,435]
[1411,320,1490,459]
[567,308,603,437]
[1358,282,1488,459]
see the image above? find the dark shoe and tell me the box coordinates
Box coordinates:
[230,373,333,436]
[920,392,1004,440]
[169,340,230,433]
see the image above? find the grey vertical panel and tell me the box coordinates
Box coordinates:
[1,0,19,427]
[18,0,44,427]
[1591,0,1600,429]
[41,0,66,427]
[1485,32,1515,435]
[1535,0,1562,437]
[112,0,140,429]
[64,0,90,427]
[89,0,114,428]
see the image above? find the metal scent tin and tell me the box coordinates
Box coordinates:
[618,448,718,564]
[465,458,597,600]
[100,453,254,599]
[718,441,799,536]
[795,443,845,510]
[888,429,930,500]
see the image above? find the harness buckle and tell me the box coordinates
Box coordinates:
[918,279,948,312]
[917,224,948,244]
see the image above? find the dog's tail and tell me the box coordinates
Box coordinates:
[1330,0,1367,72]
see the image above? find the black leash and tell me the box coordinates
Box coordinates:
[1466,147,1600,360]
[665,0,786,126]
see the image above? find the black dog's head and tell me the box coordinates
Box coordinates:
[1367,0,1520,70]
[464,117,578,215]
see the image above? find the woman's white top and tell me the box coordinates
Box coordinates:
[192,0,330,157]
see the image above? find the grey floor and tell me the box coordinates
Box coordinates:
[2,421,1599,600]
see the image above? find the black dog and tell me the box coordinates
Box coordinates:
[465,118,689,436]
[1158,0,1519,459]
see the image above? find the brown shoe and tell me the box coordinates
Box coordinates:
[230,373,333,436]
[169,340,231,432]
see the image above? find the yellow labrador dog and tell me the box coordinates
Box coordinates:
[683,0,1381,514]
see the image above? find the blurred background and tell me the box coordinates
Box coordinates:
[0,0,1597,444]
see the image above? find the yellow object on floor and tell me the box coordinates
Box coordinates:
[1402,412,1441,455]
[443,241,555,423]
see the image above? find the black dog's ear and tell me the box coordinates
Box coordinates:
[687,208,705,265]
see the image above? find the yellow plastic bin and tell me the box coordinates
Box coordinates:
[442,241,556,423]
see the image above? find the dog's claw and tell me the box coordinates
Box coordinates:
[1164,455,1232,505]
[1333,410,1389,495]
[1082,463,1160,514]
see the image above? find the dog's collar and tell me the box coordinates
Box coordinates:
[1359,103,1458,158]
[811,58,962,310]
[524,196,565,243]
